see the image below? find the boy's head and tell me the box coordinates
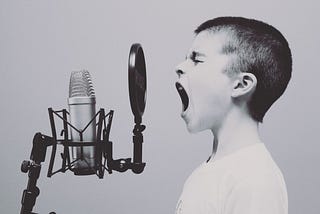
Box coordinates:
[175,17,292,132]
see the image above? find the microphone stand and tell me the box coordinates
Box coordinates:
[20,133,55,214]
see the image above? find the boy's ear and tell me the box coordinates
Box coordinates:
[231,73,257,98]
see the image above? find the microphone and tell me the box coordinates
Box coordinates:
[68,70,97,175]
[20,43,147,214]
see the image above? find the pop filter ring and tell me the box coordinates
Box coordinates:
[128,43,147,124]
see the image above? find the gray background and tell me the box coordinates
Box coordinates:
[0,0,319,213]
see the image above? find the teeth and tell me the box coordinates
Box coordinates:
[175,82,189,112]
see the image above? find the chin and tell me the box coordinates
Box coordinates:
[186,124,198,133]
[185,118,207,133]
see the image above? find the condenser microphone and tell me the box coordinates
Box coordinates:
[68,70,97,175]
[20,44,148,214]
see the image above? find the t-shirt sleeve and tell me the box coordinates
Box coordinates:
[223,175,287,214]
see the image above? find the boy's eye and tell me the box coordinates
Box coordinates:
[191,57,203,64]
[189,52,203,64]
[193,59,203,64]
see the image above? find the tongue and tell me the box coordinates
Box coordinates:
[175,82,189,112]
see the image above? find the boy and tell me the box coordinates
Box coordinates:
[175,17,292,214]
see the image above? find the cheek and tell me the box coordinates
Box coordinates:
[190,73,230,110]
[188,73,231,129]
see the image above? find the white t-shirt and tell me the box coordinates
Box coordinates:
[175,143,288,214]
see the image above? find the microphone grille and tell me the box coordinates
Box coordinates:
[69,70,96,98]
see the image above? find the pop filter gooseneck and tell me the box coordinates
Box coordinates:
[128,43,147,124]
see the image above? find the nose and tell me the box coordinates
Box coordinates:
[175,61,188,77]
[176,69,184,77]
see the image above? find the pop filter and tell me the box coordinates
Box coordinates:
[128,43,147,124]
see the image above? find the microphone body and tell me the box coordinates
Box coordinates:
[68,70,96,175]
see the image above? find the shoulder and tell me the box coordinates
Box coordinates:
[217,144,288,214]
[220,173,288,214]
[218,143,285,181]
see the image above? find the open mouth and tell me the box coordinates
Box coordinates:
[175,82,189,112]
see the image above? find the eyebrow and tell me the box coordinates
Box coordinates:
[186,51,206,59]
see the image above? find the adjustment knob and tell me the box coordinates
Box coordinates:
[34,186,40,197]
[21,160,31,173]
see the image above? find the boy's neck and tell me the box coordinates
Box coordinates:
[209,109,262,162]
